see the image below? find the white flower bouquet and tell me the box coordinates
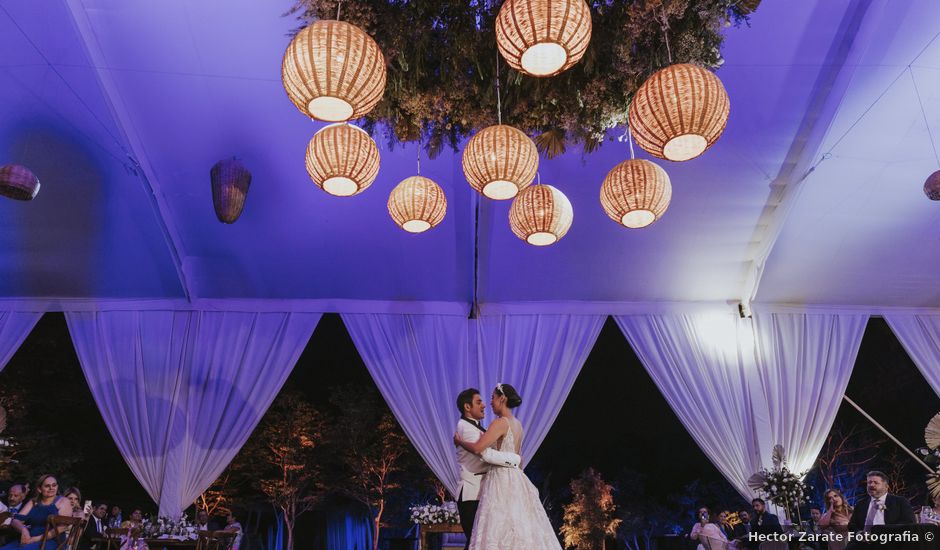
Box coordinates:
[409,502,460,525]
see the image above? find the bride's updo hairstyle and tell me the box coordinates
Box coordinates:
[495,383,522,409]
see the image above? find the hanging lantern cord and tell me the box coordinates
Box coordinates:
[496,48,503,125]
[911,67,940,169]
[537,171,541,185]
[660,9,673,64]
[336,0,343,20]
[628,125,635,160]
[416,143,421,175]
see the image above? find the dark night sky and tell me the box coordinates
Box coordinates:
[1,313,937,515]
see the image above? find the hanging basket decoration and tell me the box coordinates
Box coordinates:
[509,184,573,246]
[629,63,730,162]
[306,123,380,197]
[0,164,40,201]
[495,0,593,77]
[388,176,447,233]
[600,159,672,228]
[282,20,387,122]
[925,171,940,201]
[462,125,539,200]
[210,159,251,224]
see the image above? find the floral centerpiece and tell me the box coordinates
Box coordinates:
[141,515,197,540]
[748,445,811,524]
[409,501,460,526]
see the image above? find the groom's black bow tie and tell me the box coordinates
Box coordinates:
[461,417,485,432]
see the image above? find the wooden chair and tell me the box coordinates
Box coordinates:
[38,515,83,550]
[195,530,236,550]
[102,527,129,550]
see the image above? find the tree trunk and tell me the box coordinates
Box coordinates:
[371,499,384,550]
[283,505,294,550]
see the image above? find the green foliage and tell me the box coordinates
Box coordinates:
[289,0,758,157]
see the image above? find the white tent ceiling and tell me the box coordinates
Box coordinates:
[0,0,938,313]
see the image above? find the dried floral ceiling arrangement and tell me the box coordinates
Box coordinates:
[288,0,759,158]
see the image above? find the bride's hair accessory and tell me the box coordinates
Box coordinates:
[495,383,504,395]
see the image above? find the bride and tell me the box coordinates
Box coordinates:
[454,383,561,550]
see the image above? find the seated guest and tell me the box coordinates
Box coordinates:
[194,510,219,532]
[224,511,242,550]
[79,502,108,550]
[64,488,84,519]
[108,506,122,529]
[847,470,915,532]
[690,507,729,550]
[748,498,782,549]
[734,511,751,543]
[6,486,26,516]
[120,509,143,530]
[718,511,747,550]
[819,489,853,532]
[0,474,72,550]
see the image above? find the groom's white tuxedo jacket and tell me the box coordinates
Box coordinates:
[456,417,489,502]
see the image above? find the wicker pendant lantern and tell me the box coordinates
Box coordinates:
[306,123,380,197]
[0,164,40,201]
[600,159,672,228]
[925,170,940,201]
[282,20,386,122]
[388,176,447,233]
[210,159,251,223]
[629,63,730,162]
[509,184,573,245]
[495,0,592,77]
[462,125,539,200]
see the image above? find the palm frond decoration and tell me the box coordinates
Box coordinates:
[925,413,940,449]
[928,471,940,502]
[772,444,786,470]
[747,472,768,492]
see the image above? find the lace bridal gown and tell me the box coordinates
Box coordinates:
[469,417,561,550]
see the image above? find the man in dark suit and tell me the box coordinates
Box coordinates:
[847,470,915,532]
[748,498,782,549]
[79,501,108,550]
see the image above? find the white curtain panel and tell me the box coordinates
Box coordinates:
[0,310,42,372]
[615,311,866,499]
[884,314,940,397]
[341,313,604,496]
[753,312,867,474]
[66,310,320,517]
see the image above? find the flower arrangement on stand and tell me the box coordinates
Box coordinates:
[409,501,460,525]
[917,413,940,503]
[748,445,812,526]
[141,515,197,540]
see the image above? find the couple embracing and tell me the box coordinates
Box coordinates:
[453,384,561,550]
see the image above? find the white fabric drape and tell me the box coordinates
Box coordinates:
[341,313,604,496]
[0,311,42,372]
[66,310,320,517]
[615,311,866,498]
[884,314,940,397]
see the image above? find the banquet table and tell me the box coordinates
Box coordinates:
[144,539,198,549]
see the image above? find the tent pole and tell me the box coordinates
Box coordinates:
[842,395,933,473]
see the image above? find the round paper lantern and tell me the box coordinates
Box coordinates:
[600,159,672,228]
[305,123,380,197]
[495,0,592,77]
[462,125,539,200]
[388,176,447,233]
[210,159,251,224]
[282,20,387,122]
[629,63,730,162]
[0,164,40,201]
[925,170,940,201]
[509,184,573,245]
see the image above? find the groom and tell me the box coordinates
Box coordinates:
[455,388,488,549]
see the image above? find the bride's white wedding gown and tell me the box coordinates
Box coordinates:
[469,417,562,550]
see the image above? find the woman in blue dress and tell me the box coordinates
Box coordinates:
[0,475,73,550]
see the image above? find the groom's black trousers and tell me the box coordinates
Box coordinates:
[457,490,479,550]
